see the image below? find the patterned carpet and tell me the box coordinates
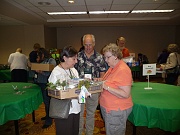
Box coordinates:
[0,77,179,135]
[0,103,179,135]
[0,103,106,135]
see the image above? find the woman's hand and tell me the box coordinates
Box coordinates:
[102,82,109,91]
[93,78,103,82]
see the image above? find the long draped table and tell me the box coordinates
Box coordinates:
[0,82,43,135]
[128,82,180,133]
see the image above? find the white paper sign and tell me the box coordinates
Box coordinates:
[143,64,156,76]
[84,74,92,79]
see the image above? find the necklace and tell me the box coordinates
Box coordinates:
[59,63,75,79]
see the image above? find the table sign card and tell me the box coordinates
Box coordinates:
[143,64,156,90]
[143,64,156,76]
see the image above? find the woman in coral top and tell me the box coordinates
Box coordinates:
[100,43,133,135]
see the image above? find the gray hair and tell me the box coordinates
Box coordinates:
[167,44,179,54]
[82,34,95,46]
[103,43,123,59]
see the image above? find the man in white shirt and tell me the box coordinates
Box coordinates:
[8,48,28,82]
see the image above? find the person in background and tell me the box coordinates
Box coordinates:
[116,36,130,58]
[29,43,41,63]
[75,34,107,135]
[48,46,81,135]
[28,43,41,82]
[8,48,28,82]
[157,49,170,83]
[138,53,149,66]
[100,43,133,135]
[160,44,180,85]
[157,49,169,64]
[137,53,149,81]
[35,48,56,129]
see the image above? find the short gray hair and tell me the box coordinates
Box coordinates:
[103,43,123,59]
[167,44,179,53]
[82,34,95,46]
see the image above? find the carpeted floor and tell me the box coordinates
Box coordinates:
[0,103,179,135]
[0,77,180,135]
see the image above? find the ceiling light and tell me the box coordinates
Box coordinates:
[47,12,87,15]
[131,9,174,13]
[47,11,130,15]
[47,9,173,15]
[68,0,74,4]
[89,11,129,14]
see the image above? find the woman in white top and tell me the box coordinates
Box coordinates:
[48,46,81,135]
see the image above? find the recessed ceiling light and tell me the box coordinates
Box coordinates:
[68,0,74,4]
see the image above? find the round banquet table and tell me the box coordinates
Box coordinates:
[128,82,180,133]
[0,69,33,82]
[0,69,11,82]
[0,82,43,134]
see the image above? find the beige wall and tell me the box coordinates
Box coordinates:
[0,25,179,64]
[44,26,57,49]
[0,25,45,64]
[0,25,58,64]
[57,25,177,63]
[175,25,180,45]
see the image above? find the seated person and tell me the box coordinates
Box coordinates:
[138,53,149,66]
[157,49,169,64]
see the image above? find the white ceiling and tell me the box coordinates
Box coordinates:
[0,0,180,27]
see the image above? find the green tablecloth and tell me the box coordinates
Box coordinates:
[128,82,180,132]
[0,69,11,81]
[130,66,141,79]
[0,82,43,125]
[130,66,140,72]
[0,70,33,82]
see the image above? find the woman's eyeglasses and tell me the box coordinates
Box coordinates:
[103,55,113,60]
